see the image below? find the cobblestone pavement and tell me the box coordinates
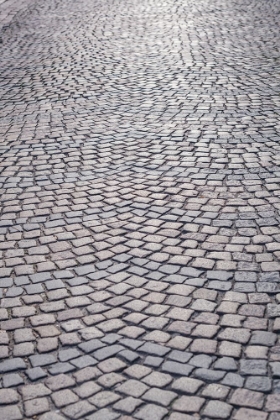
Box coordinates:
[1,0,280,418]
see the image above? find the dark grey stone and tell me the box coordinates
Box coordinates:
[2,373,25,388]
[139,343,170,357]
[119,349,140,363]
[222,372,245,388]
[194,368,226,382]
[48,362,76,375]
[93,345,124,361]
[26,367,48,381]
[214,357,237,371]
[29,354,56,367]
[207,271,233,281]
[260,272,280,282]
[0,358,26,373]
[245,376,272,392]
[240,360,267,376]
[144,356,164,367]
[162,361,194,376]
[235,272,257,282]
[189,355,213,369]
[167,350,192,364]
[250,331,277,346]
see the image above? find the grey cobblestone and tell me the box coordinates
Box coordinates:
[202,384,230,400]
[143,387,177,406]
[24,397,50,417]
[171,378,203,394]
[203,400,233,418]
[116,379,148,398]
[0,389,20,404]
[1,406,23,420]
[45,373,75,391]
[2,373,24,388]
[62,400,96,419]
[26,367,47,381]
[135,404,168,420]
[1,0,280,417]
[0,358,26,373]
[173,396,205,413]
[113,396,142,414]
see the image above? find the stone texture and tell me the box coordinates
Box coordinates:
[1,406,23,420]
[203,400,233,418]
[135,404,168,420]
[173,396,205,413]
[230,388,264,409]
[24,397,49,417]
[0,0,279,418]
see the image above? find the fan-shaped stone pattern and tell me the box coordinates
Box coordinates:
[0,0,280,418]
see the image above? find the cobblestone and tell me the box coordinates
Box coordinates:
[1,406,23,420]
[0,389,20,404]
[62,400,95,419]
[203,400,233,418]
[134,404,167,420]
[173,396,205,413]
[171,377,203,394]
[230,388,264,409]
[21,384,51,400]
[24,397,50,417]
[0,0,280,417]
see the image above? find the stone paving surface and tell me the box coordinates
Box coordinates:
[0,0,280,418]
